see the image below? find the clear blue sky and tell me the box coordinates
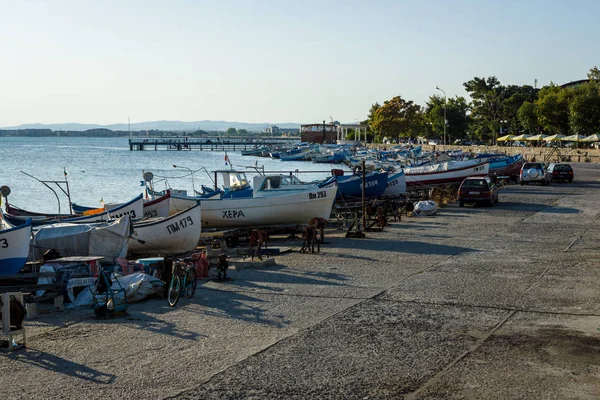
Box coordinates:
[1,0,598,127]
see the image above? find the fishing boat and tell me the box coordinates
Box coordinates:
[488,154,524,179]
[146,187,219,216]
[280,151,311,161]
[404,160,489,187]
[3,194,144,226]
[0,218,32,275]
[30,216,131,264]
[73,191,172,219]
[128,203,202,257]
[312,152,346,164]
[335,171,388,199]
[199,184,337,228]
[383,169,407,196]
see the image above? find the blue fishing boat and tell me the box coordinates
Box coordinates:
[335,171,388,199]
[0,218,32,275]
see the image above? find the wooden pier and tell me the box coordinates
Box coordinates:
[129,136,299,151]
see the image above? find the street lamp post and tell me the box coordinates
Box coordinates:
[436,86,447,145]
[173,165,196,194]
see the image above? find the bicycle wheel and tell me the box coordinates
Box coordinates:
[185,268,197,298]
[167,275,181,307]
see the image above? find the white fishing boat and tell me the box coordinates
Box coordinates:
[128,203,202,257]
[3,194,144,226]
[200,184,337,228]
[72,191,172,219]
[404,160,489,187]
[0,218,32,275]
[30,216,131,264]
[383,169,407,196]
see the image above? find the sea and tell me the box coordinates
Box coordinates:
[0,137,349,214]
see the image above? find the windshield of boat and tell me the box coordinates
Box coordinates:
[220,172,249,190]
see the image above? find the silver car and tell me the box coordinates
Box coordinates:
[520,162,550,185]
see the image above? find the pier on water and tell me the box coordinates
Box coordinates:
[128,136,299,151]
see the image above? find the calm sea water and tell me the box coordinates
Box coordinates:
[0,137,348,214]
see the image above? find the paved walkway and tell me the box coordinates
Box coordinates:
[2,163,599,399]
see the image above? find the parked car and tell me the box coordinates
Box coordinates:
[547,163,574,183]
[458,176,500,207]
[520,162,550,185]
[428,140,439,146]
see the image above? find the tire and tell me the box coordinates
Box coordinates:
[569,180,573,183]
[520,181,524,186]
[168,275,181,307]
[459,199,464,207]
[185,268,197,298]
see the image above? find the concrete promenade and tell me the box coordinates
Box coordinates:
[1,163,599,399]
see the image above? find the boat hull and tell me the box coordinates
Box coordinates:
[336,171,388,199]
[200,185,337,228]
[383,170,407,196]
[0,219,32,275]
[405,162,490,187]
[128,204,202,257]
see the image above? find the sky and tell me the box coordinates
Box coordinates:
[1,0,599,127]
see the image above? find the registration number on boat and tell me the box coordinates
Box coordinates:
[387,179,398,188]
[309,191,327,200]
[167,216,194,234]
[360,181,378,189]
[0,238,7,248]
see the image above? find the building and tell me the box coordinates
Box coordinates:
[300,121,338,144]
[263,125,280,135]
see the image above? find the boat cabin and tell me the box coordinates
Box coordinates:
[252,174,319,198]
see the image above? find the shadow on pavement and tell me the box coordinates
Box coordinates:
[4,348,116,384]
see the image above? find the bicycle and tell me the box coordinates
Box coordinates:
[167,257,197,307]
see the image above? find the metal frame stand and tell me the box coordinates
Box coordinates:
[1,292,26,351]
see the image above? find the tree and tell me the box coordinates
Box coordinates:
[463,76,504,141]
[424,95,470,142]
[237,129,248,135]
[370,96,423,139]
[500,85,538,134]
[226,127,237,135]
[535,84,572,134]
[569,81,600,136]
[588,66,600,81]
[517,101,538,134]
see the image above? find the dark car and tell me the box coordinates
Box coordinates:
[547,163,574,183]
[458,176,499,207]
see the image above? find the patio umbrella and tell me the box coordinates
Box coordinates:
[496,134,514,142]
[543,134,566,141]
[511,134,530,141]
[562,134,585,142]
[526,134,549,141]
[581,134,600,142]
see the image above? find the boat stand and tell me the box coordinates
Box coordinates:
[1,292,26,351]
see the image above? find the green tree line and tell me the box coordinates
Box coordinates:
[357,66,600,143]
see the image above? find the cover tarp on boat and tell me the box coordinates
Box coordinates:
[31,216,131,264]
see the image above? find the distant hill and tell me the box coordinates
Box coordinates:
[2,120,302,132]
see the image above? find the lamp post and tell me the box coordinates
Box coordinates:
[436,86,447,145]
[173,165,195,194]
